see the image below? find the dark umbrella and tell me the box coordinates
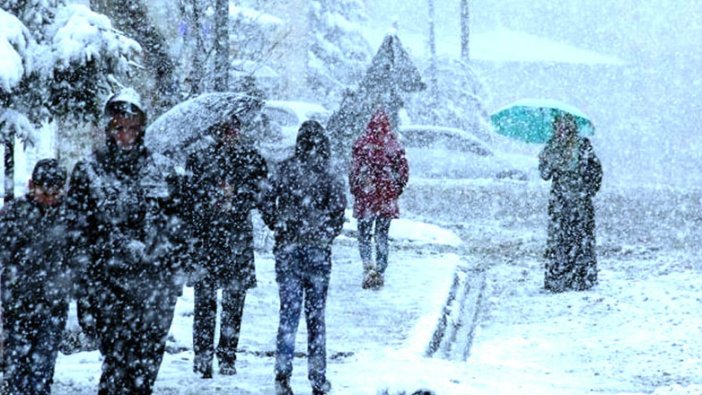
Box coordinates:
[145,92,264,168]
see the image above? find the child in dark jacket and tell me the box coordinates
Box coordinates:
[1,159,71,395]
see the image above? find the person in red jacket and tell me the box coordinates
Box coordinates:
[349,109,409,289]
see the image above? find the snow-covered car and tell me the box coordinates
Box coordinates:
[398,124,530,181]
[256,100,331,162]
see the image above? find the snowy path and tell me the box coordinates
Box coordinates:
[51,230,462,394]
[28,181,702,394]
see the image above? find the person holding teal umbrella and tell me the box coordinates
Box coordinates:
[490,98,595,144]
[539,113,603,292]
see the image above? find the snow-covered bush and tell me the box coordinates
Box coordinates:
[1,1,139,159]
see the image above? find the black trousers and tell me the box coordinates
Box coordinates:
[193,280,246,367]
[1,301,68,395]
[91,286,178,395]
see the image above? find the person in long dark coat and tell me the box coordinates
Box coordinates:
[182,115,268,378]
[260,120,346,395]
[349,109,409,289]
[1,159,70,395]
[539,113,603,292]
[66,89,183,395]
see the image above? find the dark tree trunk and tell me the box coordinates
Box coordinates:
[4,132,14,202]
[213,0,229,92]
[188,0,206,95]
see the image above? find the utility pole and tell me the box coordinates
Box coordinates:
[460,0,470,60]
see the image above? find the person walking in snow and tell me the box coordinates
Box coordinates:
[66,89,183,395]
[349,108,409,289]
[182,114,268,378]
[1,159,71,395]
[539,113,603,292]
[260,120,346,395]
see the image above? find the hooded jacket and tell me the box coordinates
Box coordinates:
[66,92,177,303]
[262,121,346,251]
[349,110,409,219]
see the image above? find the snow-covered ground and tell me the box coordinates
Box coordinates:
[40,178,702,394]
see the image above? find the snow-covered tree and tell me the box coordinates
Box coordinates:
[176,1,283,99]
[227,4,284,96]
[1,1,139,188]
[0,8,35,144]
[89,0,176,114]
[308,0,372,107]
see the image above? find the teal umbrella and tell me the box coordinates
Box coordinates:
[490,99,595,143]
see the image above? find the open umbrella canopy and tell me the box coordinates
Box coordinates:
[490,98,595,144]
[145,92,264,168]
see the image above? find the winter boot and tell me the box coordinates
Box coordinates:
[362,261,374,276]
[374,272,385,289]
[362,270,383,290]
[362,269,375,289]
[194,361,213,379]
[219,360,237,375]
[312,379,332,395]
[275,374,293,395]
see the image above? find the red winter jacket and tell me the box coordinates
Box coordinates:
[349,110,409,219]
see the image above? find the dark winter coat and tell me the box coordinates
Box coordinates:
[0,194,72,322]
[261,122,346,253]
[349,110,409,219]
[539,136,603,292]
[0,194,72,395]
[183,141,268,290]
[66,145,181,315]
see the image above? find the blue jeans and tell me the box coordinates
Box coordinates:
[274,244,331,389]
[357,216,392,273]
